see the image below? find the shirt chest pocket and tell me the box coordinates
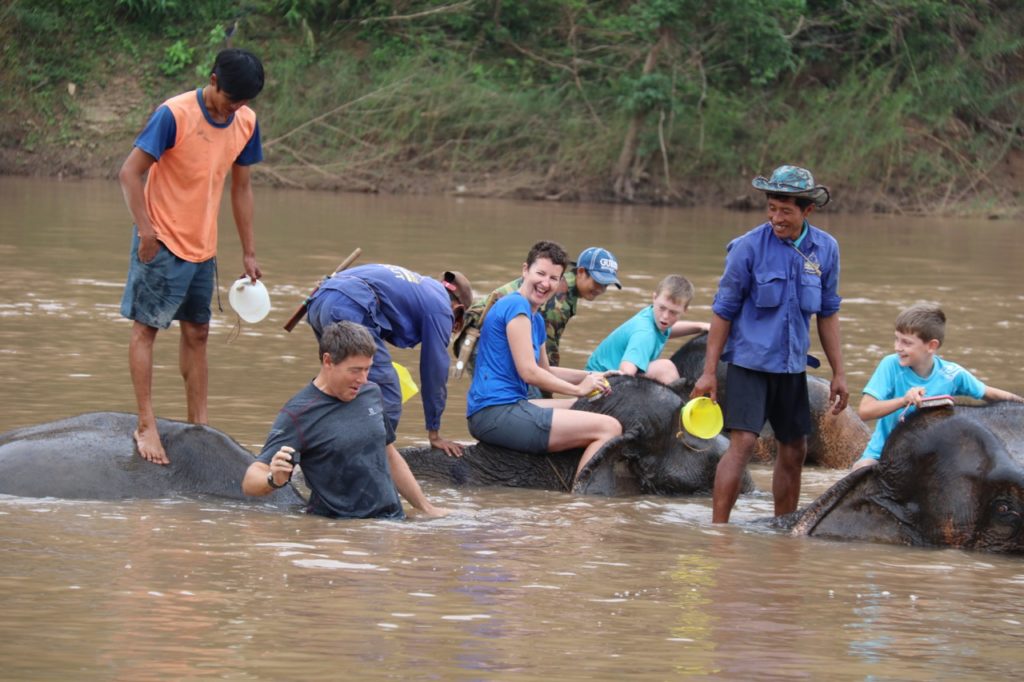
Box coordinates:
[754,271,786,308]
[799,272,822,313]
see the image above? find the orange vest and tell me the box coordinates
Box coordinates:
[144,90,258,262]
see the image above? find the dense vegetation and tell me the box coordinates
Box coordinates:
[2,0,1022,214]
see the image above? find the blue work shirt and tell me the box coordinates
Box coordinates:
[314,264,454,432]
[712,221,841,374]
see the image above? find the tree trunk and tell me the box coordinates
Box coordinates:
[612,29,670,201]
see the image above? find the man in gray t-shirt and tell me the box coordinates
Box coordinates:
[242,321,449,519]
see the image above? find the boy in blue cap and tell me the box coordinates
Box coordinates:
[691,165,849,523]
[586,274,709,383]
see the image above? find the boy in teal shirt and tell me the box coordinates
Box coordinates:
[852,303,1023,470]
[586,275,709,383]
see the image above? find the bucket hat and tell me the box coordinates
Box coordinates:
[751,165,830,207]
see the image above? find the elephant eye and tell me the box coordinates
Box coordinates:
[991,499,1017,517]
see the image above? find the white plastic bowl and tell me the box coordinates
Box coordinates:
[228,277,270,323]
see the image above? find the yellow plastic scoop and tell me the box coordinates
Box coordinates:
[681,397,723,439]
[392,362,419,403]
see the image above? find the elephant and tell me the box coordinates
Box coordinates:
[669,333,870,468]
[0,412,304,506]
[771,401,1024,553]
[400,373,753,496]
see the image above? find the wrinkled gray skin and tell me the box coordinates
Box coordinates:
[670,333,871,468]
[0,412,304,507]
[400,374,753,496]
[772,402,1024,553]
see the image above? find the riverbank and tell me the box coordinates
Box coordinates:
[3,1,1021,217]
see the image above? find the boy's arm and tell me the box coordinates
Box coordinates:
[668,320,711,339]
[983,386,1024,403]
[859,393,907,421]
[858,387,930,420]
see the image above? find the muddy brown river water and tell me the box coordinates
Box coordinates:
[1,176,1022,679]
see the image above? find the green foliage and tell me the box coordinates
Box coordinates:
[160,39,194,76]
[115,0,180,18]
[1,0,1021,212]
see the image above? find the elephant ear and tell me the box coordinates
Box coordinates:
[572,433,642,496]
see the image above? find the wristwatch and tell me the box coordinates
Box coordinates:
[266,471,287,489]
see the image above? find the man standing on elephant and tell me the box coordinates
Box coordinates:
[118,48,265,465]
[691,165,849,523]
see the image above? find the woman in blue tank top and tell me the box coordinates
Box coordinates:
[466,241,621,486]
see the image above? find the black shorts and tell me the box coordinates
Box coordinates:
[724,364,811,443]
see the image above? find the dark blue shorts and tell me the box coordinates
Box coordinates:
[120,228,215,329]
[724,363,811,443]
[467,400,553,454]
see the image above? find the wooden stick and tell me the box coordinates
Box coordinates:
[283,247,362,332]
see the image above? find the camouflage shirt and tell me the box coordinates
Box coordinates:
[461,270,579,367]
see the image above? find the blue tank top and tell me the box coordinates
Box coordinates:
[466,292,546,416]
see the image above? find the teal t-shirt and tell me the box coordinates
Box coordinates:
[586,306,670,373]
[860,353,986,460]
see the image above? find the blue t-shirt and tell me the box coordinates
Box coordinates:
[860,354,986,460]
[259,382,403,519]
[466,292,546,416]
[586,306,669,373]
[712,221,841,373]
[135,88,263,165]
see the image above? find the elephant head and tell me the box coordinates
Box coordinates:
[670,333,870,468]
[572,374,749,496]
[778,403,1024,553]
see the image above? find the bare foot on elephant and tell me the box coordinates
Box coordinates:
[134,426,169,465]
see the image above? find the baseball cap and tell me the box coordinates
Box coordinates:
[576,247,621,289]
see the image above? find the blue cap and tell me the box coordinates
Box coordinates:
[751,165,830,207]
[576,247,621,289]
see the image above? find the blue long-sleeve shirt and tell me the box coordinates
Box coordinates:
[712,221,841,374]
[316,264,454,431]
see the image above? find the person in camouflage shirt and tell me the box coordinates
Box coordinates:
[454,247,621,372]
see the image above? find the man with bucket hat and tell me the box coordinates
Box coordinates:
[454,246,622,376]
[691,164,848,523]
[306,264,473,457]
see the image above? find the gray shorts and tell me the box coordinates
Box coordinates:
[467,400,553,454]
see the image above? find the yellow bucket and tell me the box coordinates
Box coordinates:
[392,362,419,403]
[681,397,723,439]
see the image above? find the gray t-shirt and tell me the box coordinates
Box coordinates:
[259,382,403,519]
